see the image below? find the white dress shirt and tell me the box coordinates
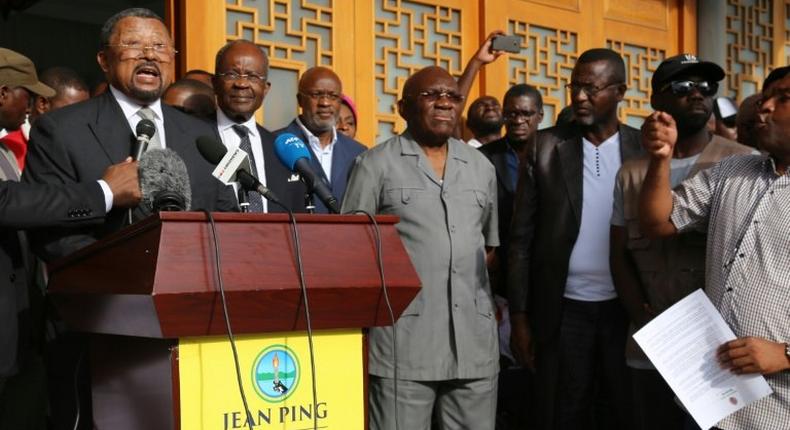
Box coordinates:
[296,116,336,181]
[216,110,268,212]
[109,85,167,148]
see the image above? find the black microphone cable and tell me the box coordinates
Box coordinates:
[348,210,399,430]
[203,210,255,430]
[271,202,319,430]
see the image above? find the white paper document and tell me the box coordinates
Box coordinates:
[633,289,773,429]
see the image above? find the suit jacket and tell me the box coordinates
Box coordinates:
[0,145,105,377]
[22,91,237,261]
[478,137,519,296]
[507,123,643,343]
[275,120,366,213]
[256,124,308,213]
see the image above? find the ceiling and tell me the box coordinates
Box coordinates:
[14,0,164,26]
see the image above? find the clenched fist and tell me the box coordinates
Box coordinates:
[641,111,677,160]
[102,157,142,208]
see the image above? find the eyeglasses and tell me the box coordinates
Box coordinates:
[659,80,718,96]
[565,82,621,97]
[414,90,465,103]
[504,110,539,121]
[216,71,268,84]
[105,42,177,62]
[299,91,341,101]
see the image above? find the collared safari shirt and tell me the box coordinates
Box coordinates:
[341,131,499,380]
[670,154,790,430]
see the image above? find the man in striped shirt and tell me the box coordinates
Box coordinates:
[639,66,790,430]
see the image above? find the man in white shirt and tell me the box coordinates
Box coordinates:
[276,67,366,213]
[212,40,307,213]
[508,48,643,430]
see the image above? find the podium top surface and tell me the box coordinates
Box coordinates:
[48,212,421,338]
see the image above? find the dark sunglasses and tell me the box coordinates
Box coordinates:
[660,80,718,96]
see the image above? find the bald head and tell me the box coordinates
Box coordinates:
[297,66,343,136]
[163,78,216,119]
[398,66,462,146]
[213,40,270,122]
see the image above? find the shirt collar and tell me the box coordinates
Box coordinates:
[109,85,164,122]
[763,155,789,176]
[217,109,258,139]
[295,116,336,149]
[399,129,467,162]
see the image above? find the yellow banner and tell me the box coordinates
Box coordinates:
[179,329,364,430]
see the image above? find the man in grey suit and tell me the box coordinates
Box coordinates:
[508,48,642,430]
[23,7,237,262]
[342,66,499,430]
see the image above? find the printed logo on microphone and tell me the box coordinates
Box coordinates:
[251,345,300,403]
[283,135,306,150]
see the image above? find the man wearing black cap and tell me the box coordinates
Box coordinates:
[639,64,790,430]
[610,54,755,430]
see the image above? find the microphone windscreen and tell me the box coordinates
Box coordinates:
[196,135,227,165]
[136,119,157,139]
[139,148,192,215]
[273,133,312,172]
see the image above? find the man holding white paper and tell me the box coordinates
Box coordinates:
[639,66,790,429]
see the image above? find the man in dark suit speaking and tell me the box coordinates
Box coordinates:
[23,7,236,262]
[2,46,143,425]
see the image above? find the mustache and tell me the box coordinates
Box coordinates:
[133,61,161,75]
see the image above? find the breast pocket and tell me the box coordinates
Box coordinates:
[460,188,488,215]
[381,187,425,210]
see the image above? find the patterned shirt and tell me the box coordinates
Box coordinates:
[670,154,790,430]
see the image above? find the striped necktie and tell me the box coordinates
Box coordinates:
[232,124,265,213]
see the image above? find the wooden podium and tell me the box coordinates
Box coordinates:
[47,212,421,429]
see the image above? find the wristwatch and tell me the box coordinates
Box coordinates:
[786,342,790,360]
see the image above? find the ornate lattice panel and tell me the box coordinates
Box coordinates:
[507,20,578,128]
[225,0,335,130]
[374,0,464,142]
[726,0,774,98]
[607,40,665,128]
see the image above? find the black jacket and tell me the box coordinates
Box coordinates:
[507,123,643,342]
[23,91,237,261]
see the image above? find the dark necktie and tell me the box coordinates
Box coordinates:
[232,124,265,212]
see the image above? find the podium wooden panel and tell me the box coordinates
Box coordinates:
[46,212,421,429]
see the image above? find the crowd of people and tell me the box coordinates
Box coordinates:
[0,6,788,430]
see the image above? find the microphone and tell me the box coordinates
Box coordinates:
[138,148,191,217]
[133,119,157,160]
[195,135,281,205]
[273,133,340,213]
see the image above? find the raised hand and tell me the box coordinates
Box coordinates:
[474,30,507,65]
[641,111,677,159]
